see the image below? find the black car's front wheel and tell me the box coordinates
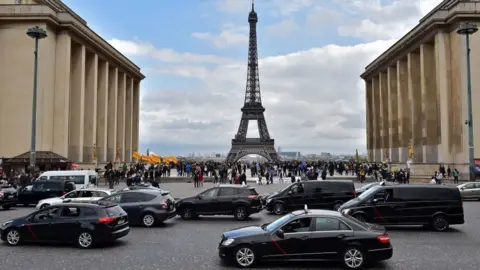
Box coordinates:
[77,231,94,249]
[234,206,248,221]
[40,204,50,209]
[5,228,21,246]
[342,247,365,269]
[273,203,285,215]
[234,245,256,268]
[180,207,195,220]
[431,214,449,232]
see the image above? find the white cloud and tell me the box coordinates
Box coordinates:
[266,18,299,37]
[191,24,248,48]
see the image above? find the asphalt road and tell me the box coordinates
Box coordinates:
[0,182,479,270]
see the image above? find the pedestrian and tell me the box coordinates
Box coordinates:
[198,172,203,188]
[453,169,459,184]
[194,172,199,188]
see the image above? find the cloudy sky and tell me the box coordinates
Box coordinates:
[64,0,442,156]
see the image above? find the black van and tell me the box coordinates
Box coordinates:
[17,180,76,205]
[264,180,356,214]
[338,185,464,232]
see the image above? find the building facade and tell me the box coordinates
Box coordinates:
[0,0,144,166]
[361,0,480,176]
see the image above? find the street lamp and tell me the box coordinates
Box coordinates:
[26,26,47,172]
[457,22,478,181]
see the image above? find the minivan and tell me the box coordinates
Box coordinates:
[36,170,99,189]
[264,180,356,214]
[338,185,464,232]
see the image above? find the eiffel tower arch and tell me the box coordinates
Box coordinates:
[226,1,280,164]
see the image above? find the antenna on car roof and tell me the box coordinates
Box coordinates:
[304,204,309,213]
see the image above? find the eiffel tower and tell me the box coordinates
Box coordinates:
[226,1,280,164]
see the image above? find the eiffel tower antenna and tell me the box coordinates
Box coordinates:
[226,1,280,164]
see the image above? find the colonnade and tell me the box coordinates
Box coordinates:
[52,32,140,164]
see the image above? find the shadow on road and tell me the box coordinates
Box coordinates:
[219,260,389,269]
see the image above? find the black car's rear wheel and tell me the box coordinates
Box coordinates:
[353,213,367,223]
[234,206,248,221]
[234,245,256,268]
[273,203,285,215]
[431,214,449,232]
[5,228,21,246]
[77,232,94,249]
[180,207,195,220]
[342,247,365,269]
[333,202,343,211]
[142,213,156,227]
[40,204,50,209]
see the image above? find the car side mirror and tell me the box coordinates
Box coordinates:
[197,195,202,200]
[275,229,284,238]
[461,187,465,190]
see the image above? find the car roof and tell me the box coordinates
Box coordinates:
[40,170,97,176]
[61,203,103,208]
[77,188,112,192]
[304,180,353,184]
[216,184,254,189]
[121,189,162,195]
[379,184,457,190]
[291,209,343,218]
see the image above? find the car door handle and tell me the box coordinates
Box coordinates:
[336,234,346,239]
[300,236,309,240]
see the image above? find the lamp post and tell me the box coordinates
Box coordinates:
[457,22,478,181]
[26,26,47,171]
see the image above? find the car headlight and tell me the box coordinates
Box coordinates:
[2,221,12,227]
[342,209,351,215]
[222,238,234,246]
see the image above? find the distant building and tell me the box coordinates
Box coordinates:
[279,152,301,159]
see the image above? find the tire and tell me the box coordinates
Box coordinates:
[234,245,256,268]
[5,228,21,246]
[77,231,94,249]
[342,246,365,269]
[142,213,156,227]
[234,206,248,221]
[431,214,449,232]
[273,203,285,215]
[353,213,367,223]
[180,207,195,220]
[40,204,50,209]
[333,202,343,211]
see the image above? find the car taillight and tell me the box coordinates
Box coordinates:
[248,195,258,199]
[0,192,3,198]
[61,192,66,196]
[99,217,117,223]
[160,200,167,209]
[376,234,390,244]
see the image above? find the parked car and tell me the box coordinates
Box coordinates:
[0,185,17,210]
[457,182,480,200]
[17,180,75,206]
[264,180,356,214]
[119,184,167,193]
[36,188,113,210]
[98,190,176,227]
[355,181,389,196]
[218,207,393,269]
[339,185,464,232]
[0,203,129,248]
[175,185,262,221]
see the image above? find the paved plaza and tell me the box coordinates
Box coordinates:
[0,182,479,270]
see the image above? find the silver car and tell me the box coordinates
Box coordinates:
[458,182,480,200]
[36,189,114,209]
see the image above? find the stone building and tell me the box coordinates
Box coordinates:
[0,0,144,167]
[361,0,480,176]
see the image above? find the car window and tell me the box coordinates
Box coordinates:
[33,206,61,222]
[201,188,218,198]
[50,175,85,185]
[80,191,94,198]
[290,184,304,194]
[218,187,236,197]
[314,217,350,231]
[236,188,258,195]
[282,218,312,233]
[81,207,97,217]
[120,192,149,203]
[93,191,108,197]
[464,183,475,189]
[32,182,62,191]
[38,176,48,181]
[60,207,81,217]
[64,190,80,198]
[22,185,32,192]
[476,183,480,189]
[103,194,122,203]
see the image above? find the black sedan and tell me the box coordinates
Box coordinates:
[218,207,393,269]
[0,185,17,209]
[0,203,129,248]
[99,190,176,227]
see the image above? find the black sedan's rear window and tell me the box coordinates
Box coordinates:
[32,182,62,191]
[105,205,125,217]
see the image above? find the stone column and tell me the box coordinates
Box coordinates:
[365,80,373,161]
[387,66,399,162]
[420,43,439,164]
[372,76,381,162]
[83,52,98,163]
[68,43,86,162]
[435,31,452,164]
[133,81,140,152]
[107,67,118,162]
[117,72,126,162]
[125,77,134,162]
[397,59,410,163]
[53,31,71,157]
[408,52,423,163]
[379,72,389,161]
[96,61,109,163]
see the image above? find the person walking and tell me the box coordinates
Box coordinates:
[453,169,459,184]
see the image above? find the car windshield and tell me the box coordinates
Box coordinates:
[279,183,295,193]
[358,186,381,200]
[265,214,293,232]
[358,182,376,191]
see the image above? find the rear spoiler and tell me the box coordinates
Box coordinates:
[96,200,118,207]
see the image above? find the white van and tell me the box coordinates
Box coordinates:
[36,170,99,189]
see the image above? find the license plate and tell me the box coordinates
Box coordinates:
[117,219,125,225]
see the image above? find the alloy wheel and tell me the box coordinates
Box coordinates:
[235,247,255,267]
[273,203,284,215]
[333,203,342,211]
[433,216,449,231]
[6,229,20,246]
[143,214,155,227]
[235,207,247,221]
[78,232,93,248]
[344,248,364,269]
[182,208,192,220]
